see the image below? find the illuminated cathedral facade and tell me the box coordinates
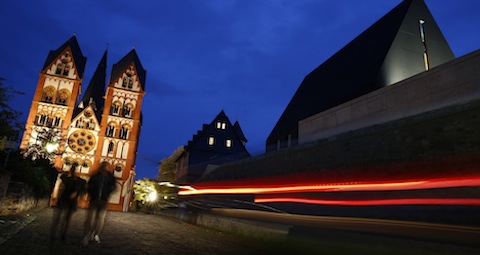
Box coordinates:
[20,36,146,211]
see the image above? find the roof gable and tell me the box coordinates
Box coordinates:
[42,35,86,78]
[109,49,146,91]
[69,105,101,132]
[185,110,249,155]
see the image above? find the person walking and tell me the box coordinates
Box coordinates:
[82,161,116,246]
[50,163,86,243]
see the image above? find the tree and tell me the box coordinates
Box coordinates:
[157,146,184,182]
[6,151,57,198]
[0,77,23,141]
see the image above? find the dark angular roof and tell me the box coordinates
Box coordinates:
[42,35,87,78]
[267,0,454,150]
[233,121,247,143]
[74,50,107,120]
[109,49,146,91]
[185,110,248,151]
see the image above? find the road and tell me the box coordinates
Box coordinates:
[211,208,480,247]
[2,206,480,255]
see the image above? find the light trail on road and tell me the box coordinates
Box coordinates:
[178,175,480,195]
[253,197,480,206]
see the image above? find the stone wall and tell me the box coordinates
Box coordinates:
[298,50,480,144]
[202,98,480,181]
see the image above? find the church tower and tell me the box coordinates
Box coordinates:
[20,35,86,167]
[21,37,146,212]
[95,49,146,211]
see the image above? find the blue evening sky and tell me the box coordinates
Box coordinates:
[1,0,479,179]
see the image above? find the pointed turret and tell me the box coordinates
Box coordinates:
[267,0,454,152]
[41,35,87,78]
[77,50,107,119]
[110,49,146,91]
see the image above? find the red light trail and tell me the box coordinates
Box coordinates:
[253,197,480,206]
[178,175,480,196]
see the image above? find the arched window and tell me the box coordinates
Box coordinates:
[76,118,85,128]
[63,157,73,170]
[106,123,116,137]
[119,125,129,140]
[122,103,133,118]
[56,89,70,105]
[55,63,64,75]
[114,164,123,173]
[108,141,115,154]
[35,112,49,126]
[55,54,72,76]
[52,115,63,127]
[110,101,121,116]
[63,64,70,76]
[87,119,95,130]
[41,86,55,103]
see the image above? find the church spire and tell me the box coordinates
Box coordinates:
[80,50,107,114]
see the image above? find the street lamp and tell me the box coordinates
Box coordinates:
[45,142,58,154]
[148,191,158,202]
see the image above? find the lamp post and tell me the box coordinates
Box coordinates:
[419,19,430,71]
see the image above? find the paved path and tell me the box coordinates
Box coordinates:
[0,207,266,255]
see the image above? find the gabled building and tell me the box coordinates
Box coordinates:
[267,0,454,152]
[20,36,146,211]
[175,111,250,184]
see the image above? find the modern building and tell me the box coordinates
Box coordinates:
[267,0,454,152]
[175,110,250,184]
[20,36,146,211]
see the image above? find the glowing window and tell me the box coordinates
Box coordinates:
[41,86,55,103]
[56,89,70,105]
[216,122,226,130]
[226,139,232,148]
[208,136,215,145]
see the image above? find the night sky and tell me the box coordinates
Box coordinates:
[1,0,479,180]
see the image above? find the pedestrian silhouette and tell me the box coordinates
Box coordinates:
[50,162,86,244]
[82,161,116,245]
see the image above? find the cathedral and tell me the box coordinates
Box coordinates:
[19,36,146,211]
